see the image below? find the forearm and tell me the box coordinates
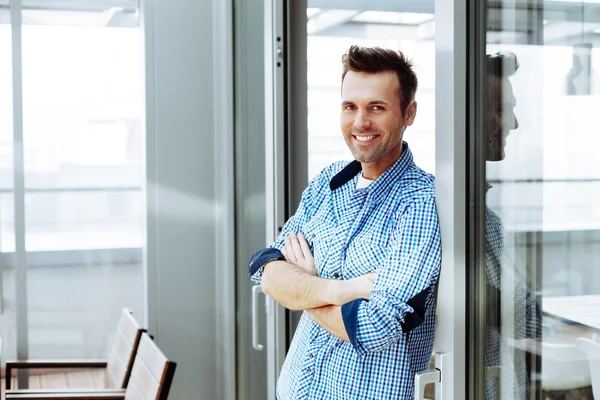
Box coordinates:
[261,261,366,310]
[261,261,334,310]
[307,306,349,342]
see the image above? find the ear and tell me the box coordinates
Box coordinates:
[404,101,417,126]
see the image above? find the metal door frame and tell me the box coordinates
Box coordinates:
[433,0,469,398]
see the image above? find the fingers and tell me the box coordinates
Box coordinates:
[283,237,298,265]
[288,232,306,262]
[365,272,377,281]
[281,246,291,263]
[297,233,313,261]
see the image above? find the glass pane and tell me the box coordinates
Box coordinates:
[475,0,600,398]
[17,2,145,367]
[0,5,14,374]
[307,4,435,179]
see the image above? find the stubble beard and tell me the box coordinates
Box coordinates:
[345,126,404,164]
[486,128,507,162]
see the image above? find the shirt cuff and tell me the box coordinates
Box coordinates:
[248,248,285,277]
[341,299,364,352]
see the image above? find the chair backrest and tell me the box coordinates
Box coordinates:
[105,309,144,389]
[576,337,600,398]
[125,333,177,400]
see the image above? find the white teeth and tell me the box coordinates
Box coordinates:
[355,135,376,141]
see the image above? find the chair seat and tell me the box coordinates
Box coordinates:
[541,341,592,391]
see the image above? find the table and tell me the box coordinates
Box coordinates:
[542,295,600,333]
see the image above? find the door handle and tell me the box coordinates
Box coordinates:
[486,366,502,400]
[415,368,440,400]
[415,353,449,399]
[485,365,501,378]
[251,285,264,351]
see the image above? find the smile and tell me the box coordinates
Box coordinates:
[353,135,379,142]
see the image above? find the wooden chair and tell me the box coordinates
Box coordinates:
[5,309,143,395]
[5,332,177,400]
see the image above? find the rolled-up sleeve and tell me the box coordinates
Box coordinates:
[248,178,319,284]
[341,196,441,355]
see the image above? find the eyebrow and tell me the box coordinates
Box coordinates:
[368,100,389,105]
[341,100,390,106]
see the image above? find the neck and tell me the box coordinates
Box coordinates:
[360,144,404,180]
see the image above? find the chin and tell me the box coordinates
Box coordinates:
[486,148,505,162]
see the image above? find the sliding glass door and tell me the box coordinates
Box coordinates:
[468,0,600,399]
[245,0,600,398]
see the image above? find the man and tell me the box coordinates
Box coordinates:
[248,45,441,399]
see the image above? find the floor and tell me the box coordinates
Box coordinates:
[1,370,106,399]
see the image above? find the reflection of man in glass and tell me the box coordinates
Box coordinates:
[485,52,539,400]
[486,53,518,162]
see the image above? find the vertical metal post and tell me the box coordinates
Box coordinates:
[285,0,308,343]
[469,0,488,399]
[1,203,4,315]
[264,0,287,398]
[434,0,468,398]
[10,0,29,389]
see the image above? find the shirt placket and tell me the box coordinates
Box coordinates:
[295,191,368,400]
[297,329,329,399]
[327,190,368,280]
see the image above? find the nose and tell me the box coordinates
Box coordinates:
[505,110,518,131]
[510,109,519,130]
[353,110,371,130]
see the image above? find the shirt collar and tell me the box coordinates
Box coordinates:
[329,142,414,192]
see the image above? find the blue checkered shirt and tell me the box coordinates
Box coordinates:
[249,144,441,400]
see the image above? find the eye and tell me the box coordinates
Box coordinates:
[371,105,384,111]
[343,105,356,111]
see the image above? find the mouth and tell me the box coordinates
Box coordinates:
[353,135,380,143]
[489,134,507,146]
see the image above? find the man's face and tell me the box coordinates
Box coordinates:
[340,71,416,177]
[486,75,519,161]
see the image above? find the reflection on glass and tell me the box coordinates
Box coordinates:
[483,52,541,400]
[480,1,600,399]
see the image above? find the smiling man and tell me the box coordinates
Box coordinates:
[248,45,441,399]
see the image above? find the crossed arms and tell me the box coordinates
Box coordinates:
[260,233,375,342]
[248,190,441,353]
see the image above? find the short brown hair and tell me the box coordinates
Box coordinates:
[487,52,519,78]
[341,45,418,114]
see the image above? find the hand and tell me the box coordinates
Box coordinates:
[347,272,377,300]
[328,272,377,305]
[281,232,317,276]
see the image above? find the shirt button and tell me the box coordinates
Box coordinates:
[309,353,314,358]
[333,273,340,279]
[306,367,312,372]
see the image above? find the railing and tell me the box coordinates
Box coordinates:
[0,186,143,268]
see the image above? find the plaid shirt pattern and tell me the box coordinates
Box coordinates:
[250,144,441,400]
